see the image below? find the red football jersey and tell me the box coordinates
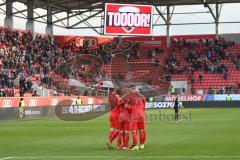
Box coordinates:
[109,92,121,112]
[141,97,146,111]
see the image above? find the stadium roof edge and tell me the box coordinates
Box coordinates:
[14,0,240,11]
[2,0,240,36]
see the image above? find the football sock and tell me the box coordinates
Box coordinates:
[110,130,119,143]
[117,132,123,148]
[140,130,146,145]
[132,131,138,146]
[124,132,129,148]
[108,131,114,143]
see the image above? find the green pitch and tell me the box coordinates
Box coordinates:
[0,108,240,160]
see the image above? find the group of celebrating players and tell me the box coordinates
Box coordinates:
[106,87,146,151]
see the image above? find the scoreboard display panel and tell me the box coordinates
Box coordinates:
[104,3,153,36]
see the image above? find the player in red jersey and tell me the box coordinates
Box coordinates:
[109,87,147,151]
[138,95,146,149]
[128,90,146,150]
[106,88,121,149]
[118,102,132,150]
[116,88,144,151]
[117,88,132,150]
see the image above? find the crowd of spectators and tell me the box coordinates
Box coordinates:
[230,52,240,70]
[1,26,240,97]
[0,27,35,97]
[162,38,240,94]
[65,38,112,65]
[208,84,239,94]
[0,27,107,97]
[165,38,235,76]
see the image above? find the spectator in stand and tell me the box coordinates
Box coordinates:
[189,72,194,85]
[32,90,38,96]
[204,63,209,72]
[198,73,203,83]
[191,87,195,94]
[236,82,240,94]
[207,50,212,60]
[237,82,240,89]
[220,86,225,94]
[20,87,25,97]
[182,88,186,93]
[209,64,215,73]
[230,85,234,94]
[208,87,214,94]
[151,49,156,58]
[166,74,172,82]
[226,85,231,94]
[223,69,228,80]
[136,48,140,59]
[233,57,239,70]
[27,79,33,92]
[127,53,130,61]
[230,52,235,62]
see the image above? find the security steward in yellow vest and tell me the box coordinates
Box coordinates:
[226,94,231,101]
[76,97,82,106]
[149,96,154,102]
[171,86,175,95]
[19,98,25,119]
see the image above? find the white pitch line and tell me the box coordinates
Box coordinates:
[9,155,240,159]
[0,157,14,160]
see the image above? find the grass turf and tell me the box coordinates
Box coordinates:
[0,108,240,160]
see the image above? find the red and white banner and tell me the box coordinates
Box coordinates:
[0,96,104,108]
[104,3,153,36]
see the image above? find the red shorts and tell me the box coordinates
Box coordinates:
[136,121,146,130]
[110,111,119,129]
[118,112,131,131]
[119,121,131,131]
[130,113,146,130]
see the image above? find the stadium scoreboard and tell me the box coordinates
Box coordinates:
[104,3,153,36]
